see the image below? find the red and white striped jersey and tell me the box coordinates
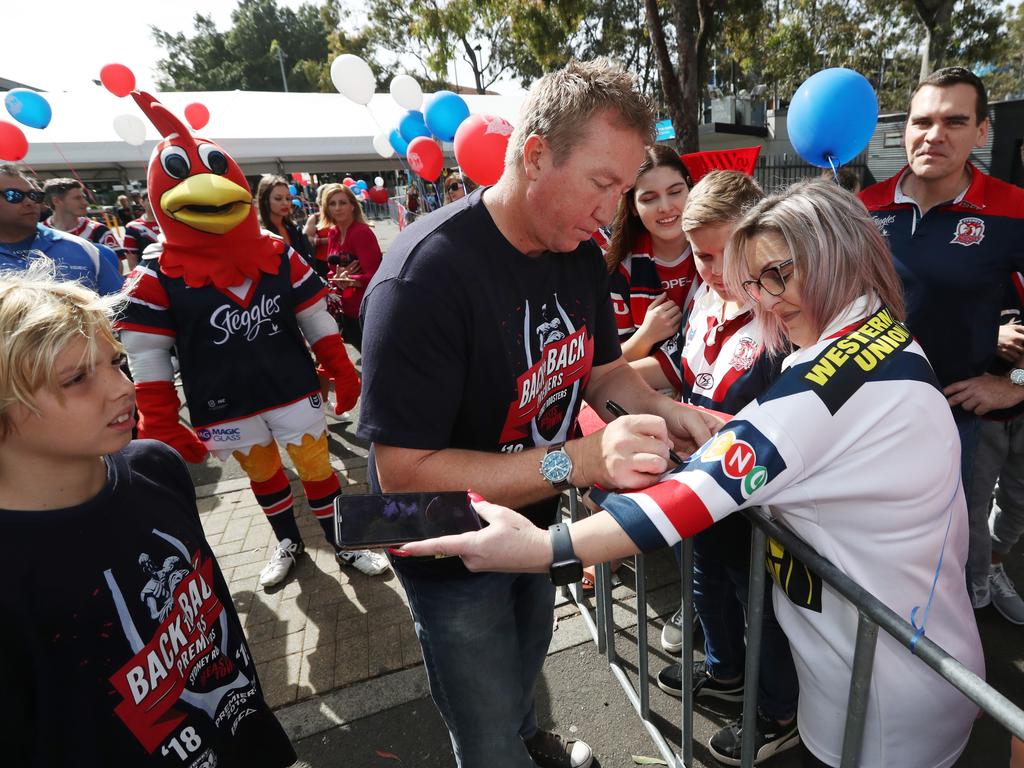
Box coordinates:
[45,215,121,252]
[123,217,161,258]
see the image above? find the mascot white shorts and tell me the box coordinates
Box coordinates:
[196,393,328,461]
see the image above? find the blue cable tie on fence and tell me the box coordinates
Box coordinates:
[909,497,956,654]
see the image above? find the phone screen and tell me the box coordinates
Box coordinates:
[334,491,481,550]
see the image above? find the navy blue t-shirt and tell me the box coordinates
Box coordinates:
[0,441,295,767]
[358,189,621,577]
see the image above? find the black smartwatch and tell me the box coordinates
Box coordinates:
[548,522,583,587]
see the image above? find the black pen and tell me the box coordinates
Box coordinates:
[604,399,684,465]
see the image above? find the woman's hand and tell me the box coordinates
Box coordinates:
[329,270,359,289]
[398,499,552,573]
[635,293,682,346]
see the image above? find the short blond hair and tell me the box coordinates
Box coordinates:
[682,171,764,232]
[0,262,122,437]
[506,59,655,168]
[725,179,905,355]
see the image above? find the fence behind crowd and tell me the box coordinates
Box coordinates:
[563,492,1024,768]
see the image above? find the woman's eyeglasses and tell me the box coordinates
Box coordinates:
[3,188,45,204]
[446,182,463,193]
[741,258,795,302]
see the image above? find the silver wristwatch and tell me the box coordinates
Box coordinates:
[1011,369,1024,386]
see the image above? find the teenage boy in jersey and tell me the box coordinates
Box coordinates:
[859,67,1024,603]
[122,191,161,269]
[43,178,124,265]
[0,269,295,767]
[359,60,720,768]
[0,164,122,295]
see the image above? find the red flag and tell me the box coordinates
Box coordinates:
[680,146,762,183]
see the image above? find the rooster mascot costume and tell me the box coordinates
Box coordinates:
[118,91,388,586]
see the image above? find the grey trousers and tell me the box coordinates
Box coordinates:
[967,415,1024,586]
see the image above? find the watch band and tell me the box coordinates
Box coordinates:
[548,521,583,587]
[543,443,572,491]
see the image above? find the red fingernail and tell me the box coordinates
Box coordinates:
[387,547,411,557]
[467,489,484,503]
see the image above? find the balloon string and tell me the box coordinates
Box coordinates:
[50,142,101,206]
[827,154,839,183]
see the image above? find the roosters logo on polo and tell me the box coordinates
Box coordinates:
[210,294,282,344]
[951,217,985,246]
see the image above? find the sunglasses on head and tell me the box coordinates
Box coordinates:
[3,188,45,204]
[446,182,463,192]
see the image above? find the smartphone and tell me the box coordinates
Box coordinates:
[334,491,482,550]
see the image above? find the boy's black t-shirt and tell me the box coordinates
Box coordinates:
[358,189,621,579]
[0,440,295,767]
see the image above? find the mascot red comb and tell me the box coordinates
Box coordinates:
[117,89,388,585]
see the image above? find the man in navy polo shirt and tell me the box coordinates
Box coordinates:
[0,164,122,295]
[860,67,1024,606]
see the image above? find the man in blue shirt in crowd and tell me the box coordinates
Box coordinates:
[0,164,122,295]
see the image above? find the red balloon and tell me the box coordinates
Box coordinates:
[454,114,513,186]
[0,121,28,161]
[367,187,389,204]
[342,177,356,187]
[406,137,443,182]
[100,63,136,98]
[184,102,210,131]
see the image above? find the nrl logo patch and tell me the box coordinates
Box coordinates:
[951,217,985,246]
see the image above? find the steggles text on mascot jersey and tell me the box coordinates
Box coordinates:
[117,91,362,563]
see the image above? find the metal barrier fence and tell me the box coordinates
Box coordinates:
[564,492,1024,768]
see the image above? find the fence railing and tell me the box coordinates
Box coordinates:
[564,492,1024,768]
[753,154,868,194]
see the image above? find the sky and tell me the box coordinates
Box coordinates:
[5,0,520,94]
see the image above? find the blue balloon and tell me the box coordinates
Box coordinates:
[788,68,878,169]
[4,88,52,130]
[389,128,409,157]
[288,183,298,195]
[424,91,470,142]
[292,198,302,207]
[355,179,369,190]
[398,110,430,143]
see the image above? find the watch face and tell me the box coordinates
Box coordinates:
[542,450,573,483]
[1013,369,1024,386]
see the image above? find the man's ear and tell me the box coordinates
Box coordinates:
[975,117,990,150]
[522,134,547,182]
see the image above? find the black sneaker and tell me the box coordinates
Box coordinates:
[708,710,800,766]
[523,729,593,768]
[657,660,744,701]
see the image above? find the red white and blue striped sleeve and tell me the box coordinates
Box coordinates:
[590,412,795,552]
[116,259,175,337]
[289,248,328,312]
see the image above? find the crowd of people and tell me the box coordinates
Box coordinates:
[0,58,1022,768]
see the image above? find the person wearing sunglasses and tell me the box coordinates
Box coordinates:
[443,173,468,204]
[403,179,984,768]
[0,165,122,295]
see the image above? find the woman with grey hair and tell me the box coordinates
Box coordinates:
[402,179,984,768]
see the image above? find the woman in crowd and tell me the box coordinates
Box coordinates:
[403,180,984,768]
[604,144,701,364]
[325,182,382,352]
[443,172,467,204]
[115,194,134,227]
[303,184,335,277]
[256,174,312,265]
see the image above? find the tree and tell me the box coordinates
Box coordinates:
[153,0,358,92]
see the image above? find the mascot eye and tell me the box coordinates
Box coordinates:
[197,144,228,175]
[159,146,191,180]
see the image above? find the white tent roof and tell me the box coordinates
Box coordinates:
[21,89,525,180]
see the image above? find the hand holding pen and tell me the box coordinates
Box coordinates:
[605,400,684,466]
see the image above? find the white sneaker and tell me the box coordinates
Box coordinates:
[971,576,991,610]
[990,564,1024,625]
[337,549,390,576]
[259,538,304,587]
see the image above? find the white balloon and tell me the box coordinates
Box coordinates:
[331,54,376,105]
[390,74,423,111]
[372,131,395,159]
[113,114,146,146]
[374,175,385,187]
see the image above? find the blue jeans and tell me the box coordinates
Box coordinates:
[693,515,799,722]
[394,567,555,768]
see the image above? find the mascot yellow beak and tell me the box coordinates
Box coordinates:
[161,175,252,235]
